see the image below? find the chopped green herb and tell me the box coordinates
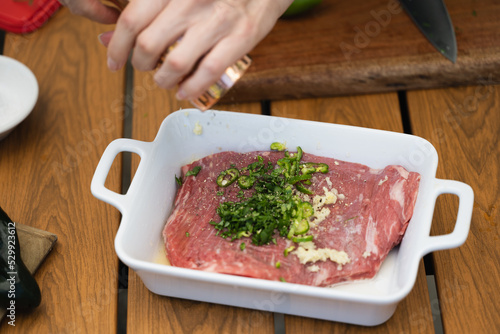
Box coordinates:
[240,242,246,251]
[472,9,477,16]
[216,191,224,196]
[185,232,190,237]
[185,165,202,177]
[279,277,286,282]
[210,145,330,247]
[175,175,183,186]
[210,180,308,245]
[275,261,281,269]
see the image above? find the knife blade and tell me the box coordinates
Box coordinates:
[400,0,457,63]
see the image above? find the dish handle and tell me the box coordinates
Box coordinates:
[421,179,474,255]
[91,138,151,214]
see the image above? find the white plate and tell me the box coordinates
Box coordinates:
[91,109,473,326]
[0,55,38,140]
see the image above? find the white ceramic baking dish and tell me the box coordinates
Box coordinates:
[91,109,473,326]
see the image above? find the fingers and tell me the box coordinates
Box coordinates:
[102,0,290,103]
[59,0,120,24]
[107,0,169,72]
[175,36,252,100]
[161,0,286,101]
[153,8,236,90]
[130,2,190,72]
[86,0,120,24]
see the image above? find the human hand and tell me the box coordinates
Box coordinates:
[58,0,120,24]
[106,0,294,100]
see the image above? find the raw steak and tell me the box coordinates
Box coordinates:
[163,150,420,287]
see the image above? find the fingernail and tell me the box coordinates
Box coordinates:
[176,89,187,100]
[98,34,105,46]
[98,31,113,47]
[107,57,119,71]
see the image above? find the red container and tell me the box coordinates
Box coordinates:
[0,0,61,34]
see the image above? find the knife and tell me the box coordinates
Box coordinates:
[399,0,457,63]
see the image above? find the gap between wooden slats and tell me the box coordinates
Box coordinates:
[398,91,444,334]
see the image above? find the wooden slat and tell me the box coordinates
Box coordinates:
[223,0,500,103]
[126,71,274,333]
[408,85,500,332]
[0,8,124,332]
[271,93,434,333]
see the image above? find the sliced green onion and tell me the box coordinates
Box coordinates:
[292,235,314,243]
[315,163,329,173]
[300,162,329,174]
[288,173,312,184]
[237,175,254,189]
[300,202,314,218]
[236,231,251,238]
[284,246,295,257]
[295,146,303,161]
[292,219,309,235]
[295,182,313,195]
[216,168,239,187]
[270,142,287,151]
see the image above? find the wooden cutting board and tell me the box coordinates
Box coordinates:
[222,0,500,103]
[0,224,57,321]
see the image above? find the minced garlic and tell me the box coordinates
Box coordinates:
[311,207,331,226]
[193,121,203,135]
[309,187,345,226]
[293,241,350,268]
[313,187,337,207]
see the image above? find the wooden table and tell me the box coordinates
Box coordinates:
[0,5,498,333]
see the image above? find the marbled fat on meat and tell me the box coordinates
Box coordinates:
[163,151,420,287]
